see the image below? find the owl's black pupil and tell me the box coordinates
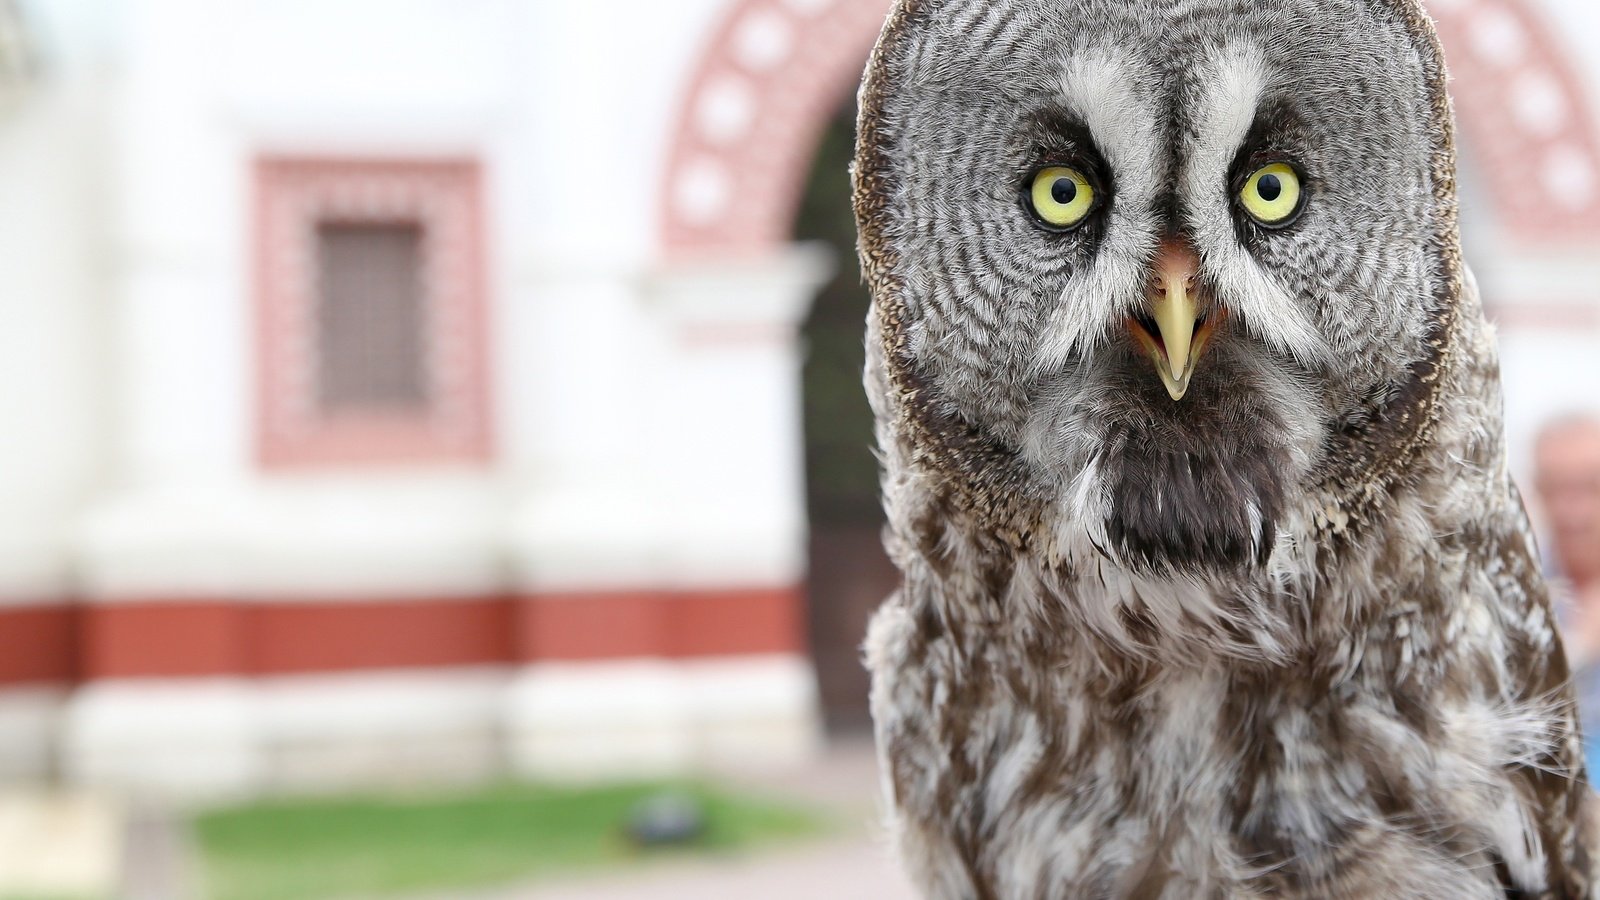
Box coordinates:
[1051,178,1077,205]
[1257,174,1283,202]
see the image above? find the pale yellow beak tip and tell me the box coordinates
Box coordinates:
[1136,238,1210,401]
[1157,358,1193,402]
[1151,297,1199,402]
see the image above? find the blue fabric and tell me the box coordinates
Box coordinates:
[1573,661,1600,781]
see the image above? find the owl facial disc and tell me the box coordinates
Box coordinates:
[1127,238,1219,401]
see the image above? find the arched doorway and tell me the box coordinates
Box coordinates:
[793,97,892,730]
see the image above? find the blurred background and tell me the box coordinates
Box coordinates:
[0,0,1597,898]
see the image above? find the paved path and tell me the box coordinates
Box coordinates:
[118,803,200,900]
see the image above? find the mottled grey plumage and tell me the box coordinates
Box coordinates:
[853,0,1597,897]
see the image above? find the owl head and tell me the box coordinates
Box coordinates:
[856,0,1464,577]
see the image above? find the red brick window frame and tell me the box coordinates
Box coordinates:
[254,158,493,468]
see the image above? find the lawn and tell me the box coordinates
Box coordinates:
[194,780,832,900]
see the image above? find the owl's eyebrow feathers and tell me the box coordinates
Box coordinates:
[1174,43,1330,366]
[1182,42,1271,204]
[1053,42,1279,211]
[1057,46,1164,211]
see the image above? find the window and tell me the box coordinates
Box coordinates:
[255,159,492,467]
[317,222,427,414]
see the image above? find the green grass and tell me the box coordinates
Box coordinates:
[193,780,832,900]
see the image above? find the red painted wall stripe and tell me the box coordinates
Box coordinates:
[52,587,805,682]
[247,599,515,675]
[83,602,241,681]
[0,605,78,686]
[519,588,806,662]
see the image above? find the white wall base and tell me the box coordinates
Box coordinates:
[505,654,823,779]
[254,668,509,793]
[64,670,511,800]
[64,680,262,801]
[58,660,820,798]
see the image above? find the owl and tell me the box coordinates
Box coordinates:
[852,0,1596,897]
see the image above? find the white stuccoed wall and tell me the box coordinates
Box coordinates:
[0,0,107,602]
[501,0,822,595]
[46,0,825,796]
[0,0,113,780]
[84,0,814,598]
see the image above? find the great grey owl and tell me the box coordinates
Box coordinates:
[852,0,1596,897]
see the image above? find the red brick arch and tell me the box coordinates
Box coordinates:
[1431,0,1600,245]
[659,0,896,257]
[659,0,1600,258]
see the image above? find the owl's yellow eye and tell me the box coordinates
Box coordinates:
[1028,166,1096,230]
[1238,162,1304,227]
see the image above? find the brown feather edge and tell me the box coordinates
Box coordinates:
[1308,0,1465,546]
[853,0,1042,553]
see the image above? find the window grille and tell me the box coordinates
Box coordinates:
[254,159,492,467]
[316,222,428,414]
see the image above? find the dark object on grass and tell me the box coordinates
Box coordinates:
[624,792,707,848]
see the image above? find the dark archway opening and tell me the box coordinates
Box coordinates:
[794,95,899,733]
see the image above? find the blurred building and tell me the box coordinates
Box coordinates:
[0,0,1597,798]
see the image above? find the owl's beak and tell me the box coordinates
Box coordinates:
[1128,238,1217,401]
